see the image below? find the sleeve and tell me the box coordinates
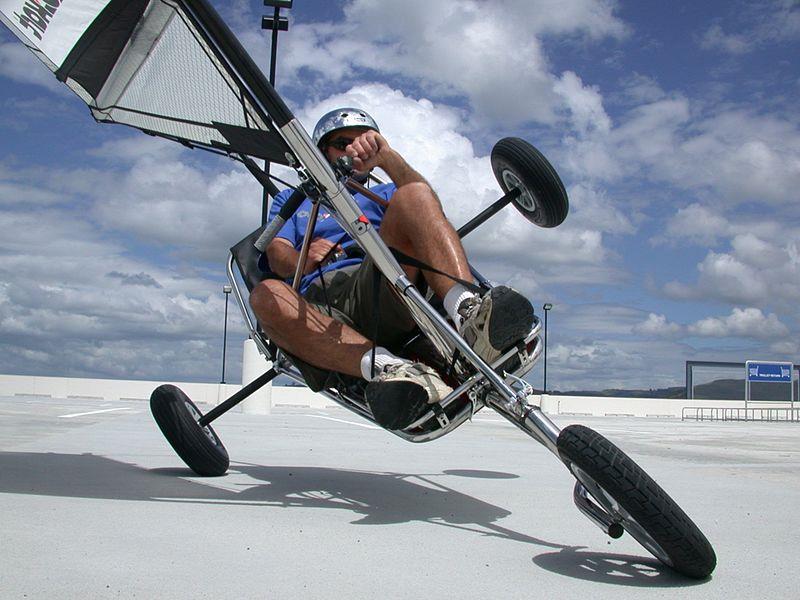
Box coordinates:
[267,189,299,246]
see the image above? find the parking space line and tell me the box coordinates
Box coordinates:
[58,407,133,419]
[304,415,380,429]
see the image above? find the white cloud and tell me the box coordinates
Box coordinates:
[0,42,64,93]
[662,203,731,246]
[663,232,800,308]
[688,307,789,339]
[296,84,625,289]
[278,0,626,127]
[0,208,246,380]
[634,313,683,338]
[554,71,612,137]
[698,1,800,54]
[700,24,752,54]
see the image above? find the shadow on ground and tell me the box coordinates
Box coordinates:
[0,451,703,587]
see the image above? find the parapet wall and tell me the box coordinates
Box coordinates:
[0,373,762,417]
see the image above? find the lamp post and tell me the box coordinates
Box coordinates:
[542,303,553,394]
[260,0,293,226]
[221,285,232,384]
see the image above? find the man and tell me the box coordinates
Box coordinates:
[250,108,533,429]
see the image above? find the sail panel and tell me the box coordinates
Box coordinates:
[1,0,292,163]
[0,0,112,68]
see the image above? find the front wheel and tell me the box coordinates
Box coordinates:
[557,424,716,579]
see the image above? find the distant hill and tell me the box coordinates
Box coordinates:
[549,386,685,399]
[550,378,796,401]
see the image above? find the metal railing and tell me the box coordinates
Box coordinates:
[682,406,800,422]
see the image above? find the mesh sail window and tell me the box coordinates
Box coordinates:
[0,0,293,164]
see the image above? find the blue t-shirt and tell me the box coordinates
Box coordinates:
[267,183,396,292]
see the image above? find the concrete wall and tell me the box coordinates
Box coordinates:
[0,372,761,417]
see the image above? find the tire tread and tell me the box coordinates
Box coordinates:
[557,424,716,578]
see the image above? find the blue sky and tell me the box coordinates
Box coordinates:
[1,0,798,391]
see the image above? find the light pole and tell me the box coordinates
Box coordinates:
[260,0,293,226]
[221,285,232,384]
[542,303,553,394]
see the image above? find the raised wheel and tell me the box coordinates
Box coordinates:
[490,137,569,227]
[557,424,716,579]
[150,384,229,476]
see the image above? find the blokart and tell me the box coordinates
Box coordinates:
[2,0,716,580]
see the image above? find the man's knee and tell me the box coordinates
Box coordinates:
[392,181,439,210]
[249,279,295,324]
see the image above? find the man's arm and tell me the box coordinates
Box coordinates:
[267,237,342,279]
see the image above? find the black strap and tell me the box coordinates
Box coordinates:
[316,264,333,317]
[389,248,483,294]
[370,266,382,379]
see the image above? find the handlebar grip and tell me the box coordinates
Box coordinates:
[253,187,307,252]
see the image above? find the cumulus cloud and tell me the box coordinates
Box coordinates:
[688,307,789,339]
[294,84,627,291]
[634,313,683,338]
[0,207,246,380]
[664,233,800,308]
[272,0,626,127]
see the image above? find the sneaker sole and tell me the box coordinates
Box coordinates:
[365,380,429,430]
[487,286,534,351]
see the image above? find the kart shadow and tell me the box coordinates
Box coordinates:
[0,451,701,587]
[532,549,705,587]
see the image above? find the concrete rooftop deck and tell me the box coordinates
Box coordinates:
[1,392,798,599]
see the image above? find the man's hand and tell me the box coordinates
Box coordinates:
[343,130,425,188]
[346,130,390,174]
[304,237,342,274]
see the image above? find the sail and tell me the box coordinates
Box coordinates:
[0,0,294,164]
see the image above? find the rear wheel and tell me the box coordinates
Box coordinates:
[150,384,229,476]
[490,137,569,227]
[557,424,716,579]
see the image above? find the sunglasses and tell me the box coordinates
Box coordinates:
[326,137,355,151]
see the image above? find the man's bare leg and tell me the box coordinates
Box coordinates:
[377,181,472,298]
[249,279,369,377]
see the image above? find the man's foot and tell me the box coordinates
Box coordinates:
[458,286,534,364]
[365,362,452,430]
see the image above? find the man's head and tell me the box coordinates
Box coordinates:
[313,107,380,156]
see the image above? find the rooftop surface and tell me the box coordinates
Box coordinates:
[1,393,798,598]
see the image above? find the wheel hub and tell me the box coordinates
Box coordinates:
[501,169,537,212]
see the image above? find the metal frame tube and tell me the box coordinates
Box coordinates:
[198,367,279,426]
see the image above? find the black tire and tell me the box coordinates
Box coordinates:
[491,137,569,228]
[557,424,716,579]
[150,384,229,476]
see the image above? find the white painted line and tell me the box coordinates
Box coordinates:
[58,407,133,419]
[304,414,380,430]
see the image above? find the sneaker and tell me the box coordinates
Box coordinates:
[458,286,534,364]
[365,362,452,430]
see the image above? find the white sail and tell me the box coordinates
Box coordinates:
[0,0,293,163]
[0,0,111,70]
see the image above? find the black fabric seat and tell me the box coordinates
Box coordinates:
[230,226,280,293]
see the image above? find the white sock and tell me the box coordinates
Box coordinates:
[360,346,407,381]
[443,284,476,332]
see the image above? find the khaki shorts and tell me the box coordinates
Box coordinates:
[289,258,417,391]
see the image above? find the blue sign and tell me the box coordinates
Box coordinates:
[746,361,793,383]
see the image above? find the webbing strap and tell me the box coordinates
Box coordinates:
[370,266,382,378]
[388,248,483,294]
